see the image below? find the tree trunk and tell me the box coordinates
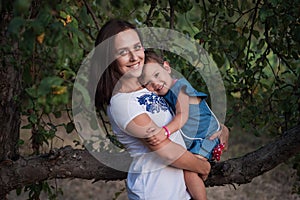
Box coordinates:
[0,8,22,199]
[0,3,21,163]
[0,67,21,162]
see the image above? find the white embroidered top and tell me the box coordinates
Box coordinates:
[108,88,190,200]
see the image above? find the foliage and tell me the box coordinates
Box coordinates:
[2,0,299,198]
[16,181,63,200]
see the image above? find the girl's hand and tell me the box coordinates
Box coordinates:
[209,124,229,151]
[144,128,167,146]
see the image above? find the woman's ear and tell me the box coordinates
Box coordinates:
[163,61,172,73]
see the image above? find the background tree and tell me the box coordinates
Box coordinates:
[0,0,299,199]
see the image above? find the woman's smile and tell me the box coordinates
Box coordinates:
[127,62,141,70]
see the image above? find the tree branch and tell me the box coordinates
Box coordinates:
[168,0,175,29]
[245,0,261,63]
[0,147,128,196]
[1,124,300,195]
[206,124,300,186]
[144,0,157,26]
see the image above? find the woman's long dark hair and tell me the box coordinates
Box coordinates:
[89,19,139,111]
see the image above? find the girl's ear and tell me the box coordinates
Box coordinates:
[163,61,172,73]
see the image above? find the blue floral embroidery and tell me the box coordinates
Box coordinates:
[137,93,169,114]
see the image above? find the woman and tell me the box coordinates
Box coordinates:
[92,19,228,199]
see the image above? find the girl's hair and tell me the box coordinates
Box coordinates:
[139,49,165,83]
[90,19,139,111]
[144,49,164,66]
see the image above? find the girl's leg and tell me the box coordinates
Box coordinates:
[184,170,207,200]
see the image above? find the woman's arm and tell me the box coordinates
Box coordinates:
[153,137,211,177]
[126,113,211,176]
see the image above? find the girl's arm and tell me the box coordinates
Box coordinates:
[165,87,190,134]
[126,113,211,176]
[144,88,190,146]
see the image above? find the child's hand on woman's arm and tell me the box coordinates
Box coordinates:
[144,88,190,146]
[209,124,229,151]
[144,130,167,146]
[126,113,211,176]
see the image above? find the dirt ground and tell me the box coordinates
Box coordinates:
[8,116,300,200]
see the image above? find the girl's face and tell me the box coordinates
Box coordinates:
[141,61,174,96]
[114,29,145,78]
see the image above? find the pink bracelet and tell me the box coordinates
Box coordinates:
[162,126,171,138]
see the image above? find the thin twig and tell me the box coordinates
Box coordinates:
[232,7,255,25]
[264,20,297,76]
[201,0,208,32]
[168,0,175,29]
[246,0,261,63]
[83,0,100,30]
[145,0,157,26]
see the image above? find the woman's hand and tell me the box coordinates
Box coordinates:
[143,128,167,146]
[209,124,229,151]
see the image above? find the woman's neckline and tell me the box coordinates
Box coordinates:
[118,85,144,93]
[112,88,147,98]
[115,78,144,93]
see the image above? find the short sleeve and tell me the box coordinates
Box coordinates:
[109,94,146,131]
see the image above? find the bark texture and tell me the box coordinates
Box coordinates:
[0,5,21,162]
[0,124,299,195]
[206,124,300,186]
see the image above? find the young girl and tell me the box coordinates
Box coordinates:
[140,50,227,200]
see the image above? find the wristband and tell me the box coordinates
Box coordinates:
[162,126,170,138]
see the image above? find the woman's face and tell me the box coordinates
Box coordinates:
[114,29,145,78]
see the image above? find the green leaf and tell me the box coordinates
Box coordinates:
[291,25,300,43]
[53,111,62,118]
[259,7,274,22]
[37,76,64,96]
[227,8,234,17]
[212,53,225,67]
[7,17,25,36]
[65,122,75,134]
[13,0,31,16]
[16,187,23,196]
[257,39,265,50]
[28,114,38,124]
[21,123,32,129]
[194,32,209,41]
[23,64,33,85]
[90,116,99,130]
[25,87,38,98]
[30,20,44,35]
[18,139,25,146]
[36,8,53,26]
[20,30,35,54]
[252,30,260,39]
[73,82,91,107]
